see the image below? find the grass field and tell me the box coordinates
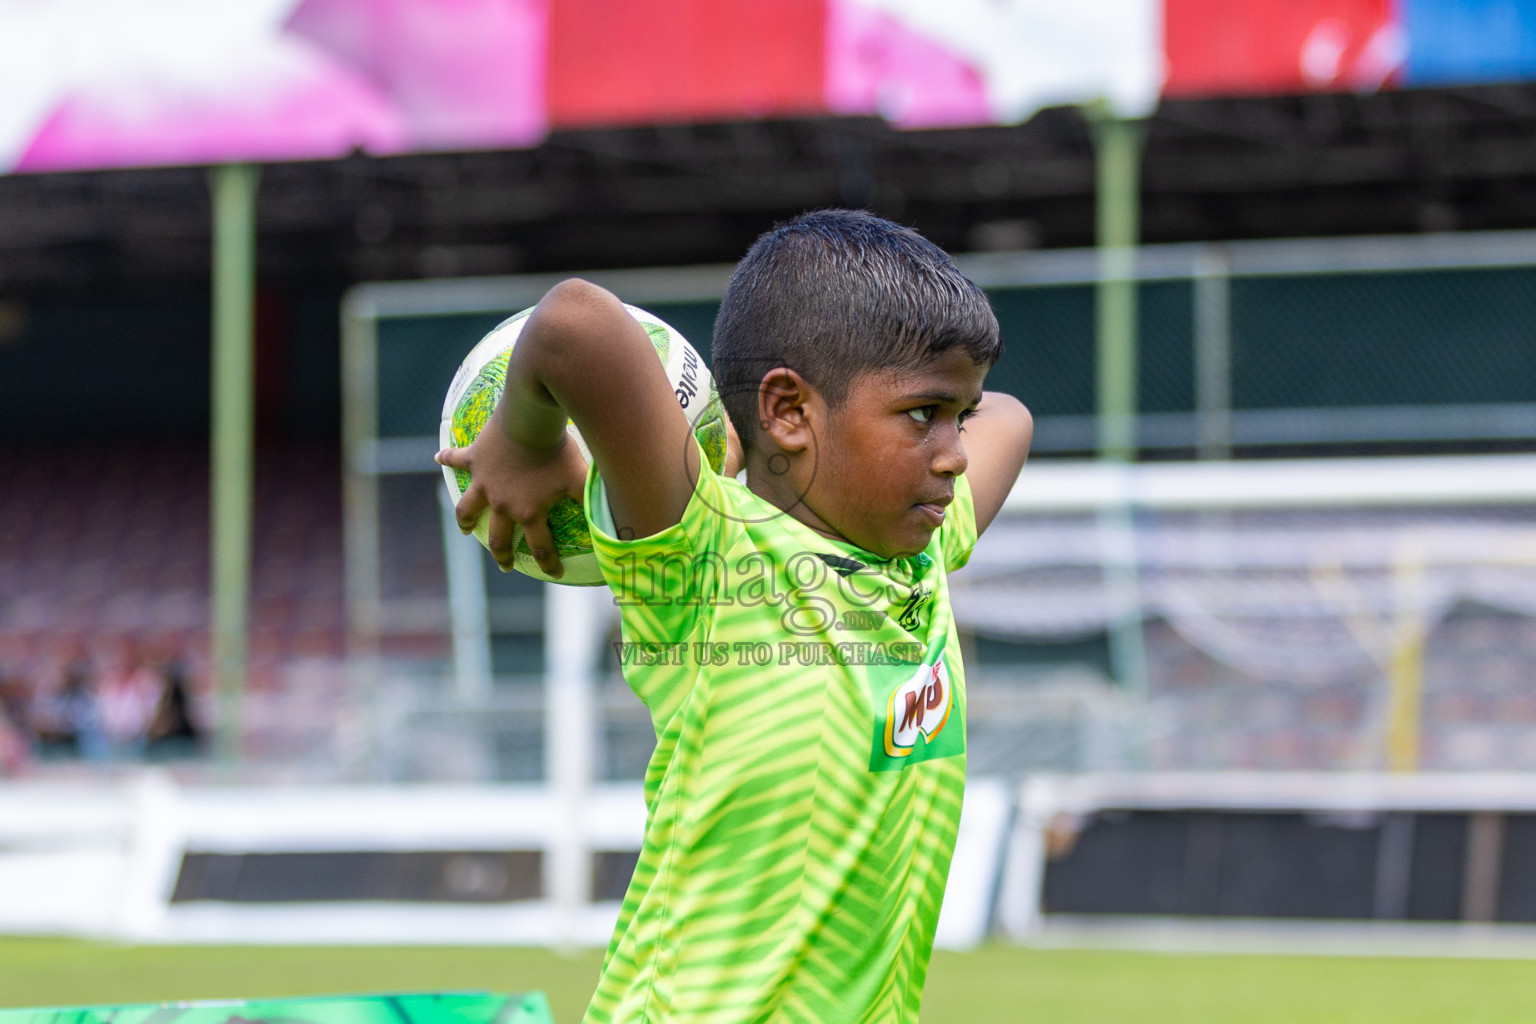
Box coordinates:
[2,940,1532,1023]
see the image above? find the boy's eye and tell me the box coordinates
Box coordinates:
[907,407,934,424]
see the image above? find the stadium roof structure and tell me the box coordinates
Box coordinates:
[8,83,1536,292]
[6,0,1536,291]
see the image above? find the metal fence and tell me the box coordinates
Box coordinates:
[340,229,1536,785]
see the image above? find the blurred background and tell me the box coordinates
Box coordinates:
[6,0,1536,1013]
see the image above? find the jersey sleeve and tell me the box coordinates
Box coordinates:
[584,437,736,646]
[938,472,979,573]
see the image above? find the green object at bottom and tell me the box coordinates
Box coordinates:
[0,992,554,1024]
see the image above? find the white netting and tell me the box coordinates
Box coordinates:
[955,507,1536,685]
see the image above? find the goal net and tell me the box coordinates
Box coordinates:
[958,454,1536,772]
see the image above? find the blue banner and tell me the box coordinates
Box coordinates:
[1404,0,1536,84]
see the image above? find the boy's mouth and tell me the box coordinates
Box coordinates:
[914,497,951,527]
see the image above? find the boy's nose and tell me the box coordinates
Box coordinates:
[933,427,968,477]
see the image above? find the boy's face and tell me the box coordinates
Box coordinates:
[808,349,987,560]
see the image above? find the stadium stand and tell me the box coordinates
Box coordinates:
[0,442,362,770]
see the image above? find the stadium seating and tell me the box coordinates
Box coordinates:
[0,442,360,763]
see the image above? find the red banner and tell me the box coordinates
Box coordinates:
[548,0,826,128]
[1165,0,1404,97]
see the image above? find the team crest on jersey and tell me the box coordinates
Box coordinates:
[867,647,964,772]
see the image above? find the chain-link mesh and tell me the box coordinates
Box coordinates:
[981,264,1536,444]
[1233,268,1536,409]
[355,241,1536,780]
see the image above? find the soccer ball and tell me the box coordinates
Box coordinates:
[439,304,728,585]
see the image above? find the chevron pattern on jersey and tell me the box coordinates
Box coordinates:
[583,453,976,1024]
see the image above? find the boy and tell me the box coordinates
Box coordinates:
[438,210,1032,1022]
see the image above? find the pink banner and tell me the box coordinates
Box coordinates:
[2,0,546,175]
[824,0,991,129]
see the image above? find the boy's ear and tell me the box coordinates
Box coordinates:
[757,367,816,453]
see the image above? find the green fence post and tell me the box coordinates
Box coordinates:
[1088,106,1150,701]
[1091,108,1143,460]
[209,163,260,765]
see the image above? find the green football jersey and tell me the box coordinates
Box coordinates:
[582,448,977,1024]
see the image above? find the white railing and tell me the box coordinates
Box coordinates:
[9,772,1536,951]
[0,774,1008,949]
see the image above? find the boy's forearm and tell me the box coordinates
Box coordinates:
[486,278,699,539]
[494,341,569,454]
[965,391,1033,536]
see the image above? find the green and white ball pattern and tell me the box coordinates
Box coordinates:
[439,304,728,585]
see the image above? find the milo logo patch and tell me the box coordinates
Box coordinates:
[867,646,964,772]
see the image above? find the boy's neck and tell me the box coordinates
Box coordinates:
[742,450,843,546]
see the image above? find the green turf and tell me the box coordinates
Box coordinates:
[922,946,1533,1023]
[0,940,1531,1023]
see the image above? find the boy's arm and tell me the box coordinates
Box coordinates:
[963,391,1033,536]
[436,278,704,576]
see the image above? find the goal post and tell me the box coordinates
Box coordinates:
[338,230,1536,934]
[342,227,1536,714]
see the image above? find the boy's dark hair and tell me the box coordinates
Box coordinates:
[712,209,1001,453]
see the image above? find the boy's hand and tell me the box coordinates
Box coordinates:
[434,407,589,577]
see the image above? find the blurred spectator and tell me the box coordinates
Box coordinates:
[0,669,30,737]
[94,650,161,761]
[28,659,97,760]
[148,659,201,759]
[0,696,28,774]
[0,646,206,765]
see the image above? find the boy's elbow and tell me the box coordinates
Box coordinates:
[985,392,1033,446]
[1000,392,1031,425]
[1015,399,1034,449]
[527,279,630,364]
[537,278,613,327]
